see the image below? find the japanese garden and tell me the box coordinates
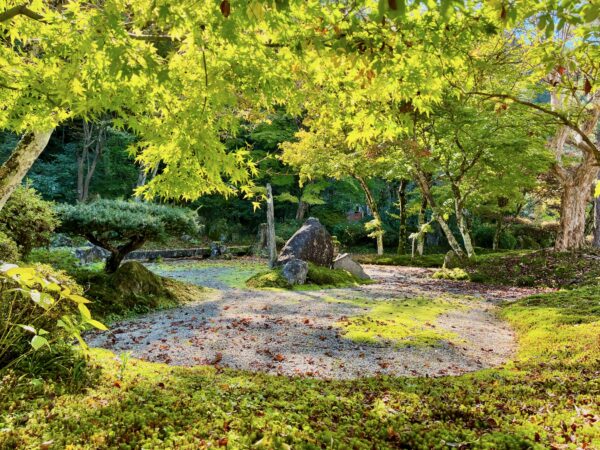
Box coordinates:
[1,0,599,448]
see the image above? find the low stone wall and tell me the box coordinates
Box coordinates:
[124,246,250,261]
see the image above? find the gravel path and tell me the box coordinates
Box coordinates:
[88,264,542,379]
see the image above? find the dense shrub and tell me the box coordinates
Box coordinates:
[332,221,370,246]
[0,230,20,262]
[57,200,199,272]
[26,248,80,273]
[0,263,105,377]
[0,186,59,257]
[472,224,517,250]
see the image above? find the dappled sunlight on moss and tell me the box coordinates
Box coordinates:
[332,297,463,346]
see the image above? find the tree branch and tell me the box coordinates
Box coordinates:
[0,4,45,23]
[469,91,600,163]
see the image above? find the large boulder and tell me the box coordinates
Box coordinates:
[277,217,334,267]
[282,258,309,285]
[333,253,370,280]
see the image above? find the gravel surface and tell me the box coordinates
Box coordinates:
[87,264,543,379]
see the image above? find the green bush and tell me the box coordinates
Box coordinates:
[472,224,517,250]
[0,263,105,377]
[332,221,370,246]
[57,200,199,273]
[0,230,20,262]
[0,185,59,257]
[26,248,80,273]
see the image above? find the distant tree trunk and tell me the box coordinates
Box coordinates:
[397,179,408,255]
[77,121,107,203]
[450,183,475,258]
[493,218,503,251]
[594,173,600,248]
[295,199,308,221]
[0,130,54,211]
[266,183,277,267]
[414,170,465,257]
[554,153,599,251]
[356,176,384,255]
[417,195,427,256]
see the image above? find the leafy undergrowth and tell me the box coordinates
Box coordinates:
[246,263,369,290]
[1,285,599,449]
[334,297,461,347]
[466,249,600,288]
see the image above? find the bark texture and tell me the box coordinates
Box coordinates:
[0,130,53,211]
[266,183,277,268]
[397,179,408,255]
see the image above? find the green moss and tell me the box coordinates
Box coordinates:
[77,262,207,322]
[1,285,600,448]
[354,252,446,267]
[432,267,470,281]
[246,269,291,289]
[245,263,368,289]
[336,297,461,346]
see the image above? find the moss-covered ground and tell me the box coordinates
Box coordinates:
[246,262,370,290]
[1,284,599,449]
[331,296,461,347]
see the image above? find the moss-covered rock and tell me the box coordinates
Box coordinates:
[80,261,205,320]
[432,267,470,281]
[245,263,366,289]
[0,230,20,263]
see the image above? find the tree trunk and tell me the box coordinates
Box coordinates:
[594,173,600,248]
[356,176,384,255]
[554,157,599,251]
[266,183,277,268]
[397,179,408,255]
[77,121,106,203]
[493,217,503,251]
[414,170,465,257]
[417,195,427,256]
[0,130,53,211]
[451,184,475,258]
[295,199,308,221]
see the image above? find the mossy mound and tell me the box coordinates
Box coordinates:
[79,262,205,320]
[432,267,470,281]
[246,262,366,289]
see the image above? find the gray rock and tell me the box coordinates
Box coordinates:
[282,258,308,285]
[277,217,334,267]
[443,250,463,269]
[210,242,229,258]
[75,245,109,265]
[333,253,370,280]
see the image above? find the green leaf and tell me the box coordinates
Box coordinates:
[18,324,36,334]
[87,319,108,331]
[31,335,50,351]
[78,303,92,320]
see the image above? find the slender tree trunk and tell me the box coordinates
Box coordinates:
[493,217,503,251]
[397,179,408,255]
[266,183,277,268]
[450,184,475,258]
[0,130,53,211]
[414,170,465,257]
[417,195,427,256]
[554,156,599,251]
[594,173,600,248]
[77,121,106,203]
[356,176,384,255]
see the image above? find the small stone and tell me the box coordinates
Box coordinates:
[282,258,309,285]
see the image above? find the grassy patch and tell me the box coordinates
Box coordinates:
[336,297,461,347]
[354,252,446,267]
[2,285,599,449]
[150,259,266,290]
[246,263,369,290]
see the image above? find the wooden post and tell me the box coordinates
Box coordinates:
[266,183,277,268]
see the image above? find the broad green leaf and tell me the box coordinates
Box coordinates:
[31,335,50,351]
